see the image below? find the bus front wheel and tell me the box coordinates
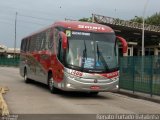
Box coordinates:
[48,73,58,93]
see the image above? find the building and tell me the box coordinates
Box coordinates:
[0,44,7,57]
[92,14,160,56]
[7,48,20,58]
[0,43,20,58]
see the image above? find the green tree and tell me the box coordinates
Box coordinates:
[145,12,160,26]
[79,17,92,22]
[131,16,143,23]
[130,12,160,26]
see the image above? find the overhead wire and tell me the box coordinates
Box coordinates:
[0,20,14,26]
[0,4,57,17]
[0,4,55,22]
[18,14,54,22]
[0,14,50,27]
[18,19,49,26]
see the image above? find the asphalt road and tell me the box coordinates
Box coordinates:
[0,67,160,115]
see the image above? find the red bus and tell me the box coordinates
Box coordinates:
[20,21,127,95]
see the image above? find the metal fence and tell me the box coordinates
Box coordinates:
[119,56,160,96]
[0,57,19,66]
[0,56,159,96]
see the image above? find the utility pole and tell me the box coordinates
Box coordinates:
[14,12,18,58]
[142,0,149,56]
[92,14,94,23]
[141,0,149,81]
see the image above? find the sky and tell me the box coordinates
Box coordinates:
[0,0,160,48]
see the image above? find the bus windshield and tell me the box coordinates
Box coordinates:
[65,31,118,73]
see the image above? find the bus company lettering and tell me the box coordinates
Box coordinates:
[102,71,118,79]
[78,25,105,31]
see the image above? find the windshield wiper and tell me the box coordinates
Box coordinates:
[97,43,100,62]
[83,40,87,59]
[96,43,109,70]
[114,39,117,56]
[82,40,87,70]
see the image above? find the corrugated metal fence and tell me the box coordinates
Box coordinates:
[0,56,159,96]
[0,57,19,66]
[119,56,160,96]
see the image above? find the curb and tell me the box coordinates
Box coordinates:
[117,89,160,104]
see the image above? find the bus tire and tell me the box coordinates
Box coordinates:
[24,68,31,83]
[48,73,58,93]
[90,92,99,95]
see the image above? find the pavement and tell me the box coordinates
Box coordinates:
[118,89,160,104]
[0,67,160,116]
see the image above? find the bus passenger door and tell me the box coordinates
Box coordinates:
[52,32,66,83]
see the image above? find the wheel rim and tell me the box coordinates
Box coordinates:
[24,74,27,81]
[49,77,54,90]
[24,71,27,81]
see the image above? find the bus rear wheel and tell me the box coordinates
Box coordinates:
[48,73,58,93]
[24,68,31,83]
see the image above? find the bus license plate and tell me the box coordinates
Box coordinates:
[90,86,100,90]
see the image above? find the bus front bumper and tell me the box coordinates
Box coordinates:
[56,75,119,92]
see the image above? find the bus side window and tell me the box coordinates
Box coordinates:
[54,28,63,62]
[29,36,36,52]
[26,38,30,52]
[49,28,54,50]
[58,36,63,62]
[21,39,24,52]
[34,35,38,51]
[37,34,42,51]
[23,39,26,52]
[45,29,50,50]
[40,32,46,50]
[54,28,59,54]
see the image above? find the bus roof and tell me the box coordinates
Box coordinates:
[54,21,114,33]
[22,21,114,40]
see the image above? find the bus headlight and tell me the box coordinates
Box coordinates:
[116,85,119,89]
[66,83,71,87]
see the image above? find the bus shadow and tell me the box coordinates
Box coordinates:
[22,80,111,100]
[22,80,49,91]
[58,91,110,100]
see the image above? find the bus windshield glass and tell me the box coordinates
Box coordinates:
[65,31,118,73]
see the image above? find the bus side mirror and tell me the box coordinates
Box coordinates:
[116,36,128,56]
[59,32,68,50]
